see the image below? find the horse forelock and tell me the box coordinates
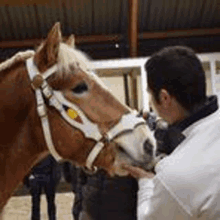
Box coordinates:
[57,43,112,90]
[58,43,131,108]
[58,43,93,74]
[0,50,35,73]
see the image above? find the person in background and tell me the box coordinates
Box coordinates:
[78,168,138,220]
[62,162,87,220]
[23,154,61,220]
[63,160,137,220]
[123,45,220,219]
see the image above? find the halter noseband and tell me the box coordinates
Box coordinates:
[26,57,146,171]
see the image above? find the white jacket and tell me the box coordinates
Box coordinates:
[138,108,220,219]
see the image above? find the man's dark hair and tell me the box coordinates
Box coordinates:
[145,46,207,112]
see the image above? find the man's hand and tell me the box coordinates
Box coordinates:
[121,164,155,179]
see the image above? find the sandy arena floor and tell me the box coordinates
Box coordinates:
[3,192,75,220]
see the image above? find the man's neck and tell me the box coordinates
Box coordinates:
[167,100,189,125]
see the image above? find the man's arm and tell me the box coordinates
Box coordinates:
[123,165,190,220]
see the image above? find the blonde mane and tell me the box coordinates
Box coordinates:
[0,50,35,72]
[0,45,108,91]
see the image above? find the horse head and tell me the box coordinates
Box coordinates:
[27,23,157,176]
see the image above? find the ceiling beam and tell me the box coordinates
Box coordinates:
[0,28,219,49]
[0,0,52,6]
[140,27,220,39]
[0,34,123,48]
[129,0,139,57]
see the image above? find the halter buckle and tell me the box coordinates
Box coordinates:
[102,133,110,144]
[82,166,98,174]
[31,74,44,90]
[37,104,47,118]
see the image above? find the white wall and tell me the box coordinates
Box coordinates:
[99,74,144,111]
[94,53,220,111]
[206,70,212,95]
[100,76,126,105]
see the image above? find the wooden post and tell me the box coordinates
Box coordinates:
[123,74,130,106]
[128,69,138,109]
[129,0,139,58]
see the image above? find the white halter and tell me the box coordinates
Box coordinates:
[26,57,146,170]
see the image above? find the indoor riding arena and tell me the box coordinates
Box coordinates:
[0,0,219,220]
[4,182,74,220]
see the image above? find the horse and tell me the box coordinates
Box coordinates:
[0,22,157,216]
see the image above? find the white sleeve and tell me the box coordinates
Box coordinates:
[137,176,191,220]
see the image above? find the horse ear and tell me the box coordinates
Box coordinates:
[34,22,62,71]
[46,22,62,55]
[66,35,75,48]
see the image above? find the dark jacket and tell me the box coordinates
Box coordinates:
[62,162,87,193]
[81,169,138,220]
[23,155,61,188]
[62,161,138,220]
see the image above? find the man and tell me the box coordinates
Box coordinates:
[78,168,138,220]
[123,46,220,219]
[63,162,138,220]
[62,162,87,220]
[23,155,61,220]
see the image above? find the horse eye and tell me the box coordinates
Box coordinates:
[72,83,88,94]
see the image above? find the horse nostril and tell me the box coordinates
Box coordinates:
[143,139,153,156]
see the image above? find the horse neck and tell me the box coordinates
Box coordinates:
[0,61,48,211]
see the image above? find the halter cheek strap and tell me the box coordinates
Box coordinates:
[26,58,63,161]
[26,57,146,171]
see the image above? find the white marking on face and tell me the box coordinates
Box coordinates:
[112,124,156,175]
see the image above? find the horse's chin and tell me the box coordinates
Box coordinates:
[110,153,138,177]
[110,148,157,176]
[109,164,130,177]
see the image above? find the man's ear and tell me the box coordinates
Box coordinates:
[159,89,171,109]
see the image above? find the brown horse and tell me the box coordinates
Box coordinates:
[0,23,156,215]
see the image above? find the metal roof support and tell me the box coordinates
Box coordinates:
[0,34,123,48]
[0,28,219,49]
[140,28,220,40]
